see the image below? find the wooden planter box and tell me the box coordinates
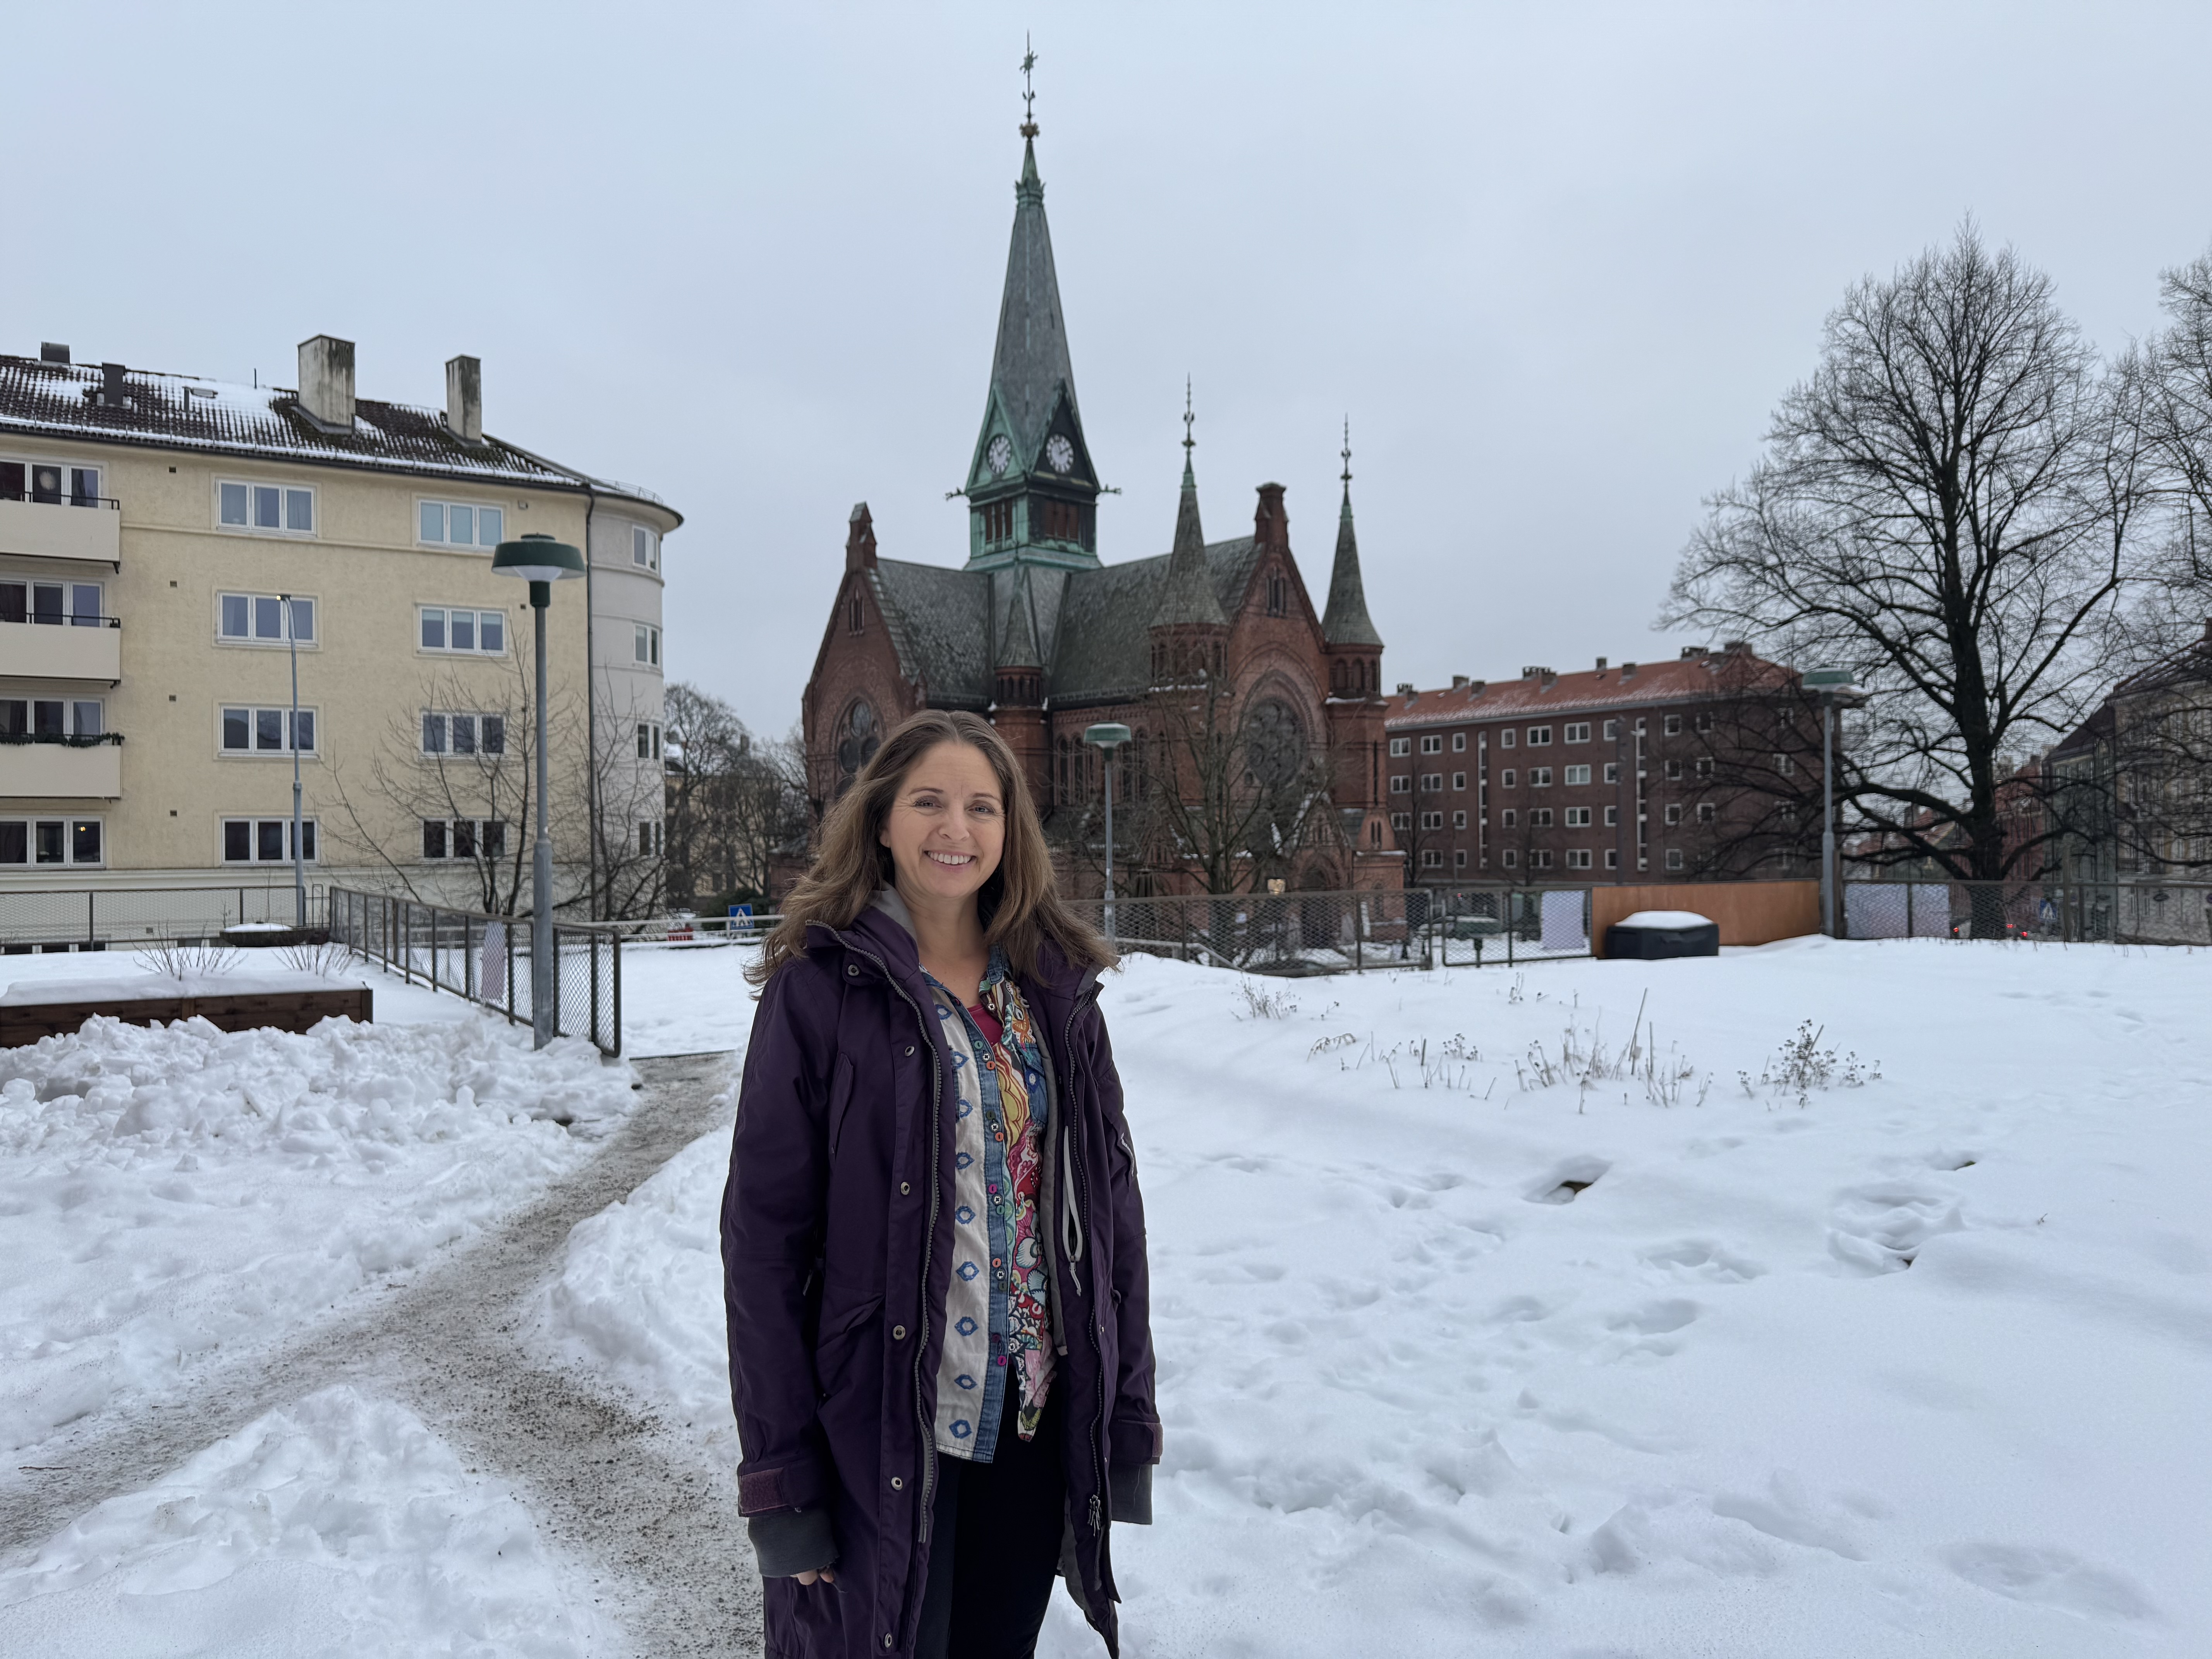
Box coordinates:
[0,975,373,1046]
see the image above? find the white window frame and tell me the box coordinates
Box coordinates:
[636,721,665,761]
[1420,809,1444,831]
[1603,762,1620,784]
[216,592,317,649]
[1529,767,1553,787]
[1502,848,1519,869]
[218,703,318,757]
[1390,811,1411,830]
[0,814,106,867]
[1603,718,1620,740]
[416,498,508,550]
[1527,726,1552,746]
[1451,732,1466,752]
[1531,807,1554,828]
[1531,849,1554,871]
[1564,764,1592,786]
[1565,848,1593,870]
[417,606,509,656]
[1451,771,1466,791]
[221,816,318,864]
[419,710,508,758]
[1664,714,1683,736]
[1500,728,1516,749]
[1501,808,1518,828]
[1452,810,1467,830]
[1501,769,1516,788]
[7,694,106,739]
[631,524,660,571]
[634,622,661,666]
[1564,722,1591,743]
[1388,736,1411,757]
[1666,848,1686,871]
[217,478,316,537]
[1565,806,1592,828]
[1420,848,1443,868]
[1665,803,1684,825]
[419,817,508,861]
[1419,733,1443,754]
[1389,775,1410,794]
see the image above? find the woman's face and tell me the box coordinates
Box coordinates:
[879,741,1006,911]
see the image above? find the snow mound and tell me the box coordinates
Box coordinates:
[0,1385,602,1657]
[1613,909,1714,929]
[0,1015,634,1454]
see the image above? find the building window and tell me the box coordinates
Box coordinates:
[1420,810,1444,830]
[638,820,663,855]
[634,623,661,666]
[1565,764,1591,786]
[636,721,664,760]
[1698,801,1717,822]
[1565,722,1591,743]
[1605,848,1619,869]
[1389,737,1411,757]
[1532,850,1554,871]
[219,480,315,536]
[1455,848,1468,868]
[1775,753,1797,776]
[1502,849,1518,869]
[0,816,105,866]
[632,526,659,570]
[1529,767,1553,787]
[1566,848,1592,870]
[1451,732,1466,751]
[1664,714,1683,736]
[1391,811,1412,830]
[1603,762,1620,784]
[421,819,507,860]
[1565,807,1592,828]
[1531,807,1554,828]
[3,460,103,506]
[1452,771,1466,790]
[1500,729,1515,749]
[1695,713,1713,733]
[1605,805,1620,826]
[417,500,507,548]
[1389,775,1410,794]
[1666,848,1685,871]
[1265,572,1289,616]
[1500,769,1516,788]
[421,711,507,756]
[1665,759,1683,781]
[1665,803,1683,825]
[1,578,105,627]
[218,592,315,645]
[419,607,506,654]
[1452,810,1467,830]
[1421,849,1443,868]
[848,592,864,633]
[5,697,105,739]
[1501,809,1518,828]
[220,704,316,754]
[1696,757,1713,779]
[1604,719,1619,740]
[222,817,315,864]
[1527,726,1552,746]
[1420,734,1444,754]
[1420,773,1443,792]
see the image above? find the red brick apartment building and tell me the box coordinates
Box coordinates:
[1383,644,1819,882]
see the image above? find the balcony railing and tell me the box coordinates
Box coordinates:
[0,495,122,567]
[1,616,122,682]
[0,734,124,799]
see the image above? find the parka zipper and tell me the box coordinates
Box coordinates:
[838,934,946,1545]
[1058,982,1110,1546]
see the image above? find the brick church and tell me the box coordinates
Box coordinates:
[801,124,1400,894]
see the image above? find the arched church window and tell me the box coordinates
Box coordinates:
[848,592,864,634]
[1245,697,1306,790]
[836,701,879,786]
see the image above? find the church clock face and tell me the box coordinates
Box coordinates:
[1045,434,1074,474]
[987,435,1012,477]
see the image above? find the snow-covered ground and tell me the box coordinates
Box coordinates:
[548,939,2212,1657]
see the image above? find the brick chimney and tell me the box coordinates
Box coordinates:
[297,335,356,428]
[1253,481,1289,549]
[445,355,483,443]
[845,502,878,571]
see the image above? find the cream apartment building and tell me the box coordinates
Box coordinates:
[0,337,677,936]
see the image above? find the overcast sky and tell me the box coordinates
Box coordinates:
[9,2,2212,735]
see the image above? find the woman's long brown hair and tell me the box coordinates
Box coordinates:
[748,709,1116,985]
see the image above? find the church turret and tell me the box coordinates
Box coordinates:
[991,563,1049,796]
[1149,389,1227,686]
[964,72,1101,573]
[1321,426,1386,811]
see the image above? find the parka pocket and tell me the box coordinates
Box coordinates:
[811,1293,883,1401]
[826,1053,857,1158]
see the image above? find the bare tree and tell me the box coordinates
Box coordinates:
[663,682,809,907]
[1124,671,1326,894]
[585,666,668,920]
[1662,224,2150,919]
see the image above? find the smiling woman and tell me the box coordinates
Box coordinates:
[728,709,1159,1659]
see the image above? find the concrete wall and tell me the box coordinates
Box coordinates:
[1591,879,1820,955]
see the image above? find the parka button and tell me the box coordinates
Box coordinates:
[892,1324,908,1340]
[884,1637,894,1650]
[890,1475,903,1489]
[900,1182,911,1195]
[905,1044,915,1056]
[847,964,859,976]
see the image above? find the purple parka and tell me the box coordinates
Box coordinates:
[722,898,1161,1659]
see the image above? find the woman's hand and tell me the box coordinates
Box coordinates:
[795,1568,837,1587]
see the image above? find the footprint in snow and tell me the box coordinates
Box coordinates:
[1942,1543,2159,1622]
[1638,1239,1766,1284]
[1523,1156,1611,1205]
[1827,1181,1965,1274]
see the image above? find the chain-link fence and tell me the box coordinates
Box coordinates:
[326,887,621,1055]
[1068,885,1595,975]
[1841,878,2212,945]
[0,884,323,950]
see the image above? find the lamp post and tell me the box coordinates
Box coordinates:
[280,591,304,929]
[492,533,588,1048]
[1802,668,1869,938]
[1082,722,1133,941]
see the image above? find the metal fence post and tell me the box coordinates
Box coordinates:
[611,931,623,1059]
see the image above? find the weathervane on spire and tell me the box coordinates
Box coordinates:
[1183,377,1196,457]
[1020,35,1039,137]
[1341,417,1353,489]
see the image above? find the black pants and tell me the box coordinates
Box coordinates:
[915,1388,1065,1659]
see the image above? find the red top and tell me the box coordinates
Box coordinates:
[966,1003,1002,1045]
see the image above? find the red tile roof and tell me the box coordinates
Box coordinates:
[1384,651,1796,729]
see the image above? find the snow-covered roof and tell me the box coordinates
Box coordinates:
[1385,651,1798,729]
[0,354,674,520]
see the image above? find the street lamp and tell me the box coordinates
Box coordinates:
[1802,668,1869,938]
[1082,722,1132,941]
[492,532,587,1048]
